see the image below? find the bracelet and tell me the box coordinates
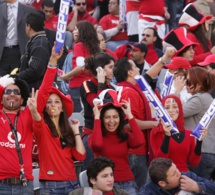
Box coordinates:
[74,133,81,137]
[158,57,166,65]
[48,64,57,68]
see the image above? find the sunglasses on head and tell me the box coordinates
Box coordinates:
[142,33,151,37]
[76,2,86,6]
[4,89,21,95]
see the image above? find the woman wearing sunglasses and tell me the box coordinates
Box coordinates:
[27,45,86,195]
[182,66,215,180]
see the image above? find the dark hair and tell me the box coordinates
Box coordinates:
[178,45,193,57]
[44,101,75,147]
[188,66,215,92]
[114,57,132,82]
[100,104,129,142]
[76,21,101,55]
[149,158,173,184]
[14,78,30,106]
[37,10,45,21]
[192,24,210,52]
[85,52,115,76]
[210,63,215,69]
[26,11,44,32]
[144,27,158,37]
[41,0,54,8]
[87,156,115,187]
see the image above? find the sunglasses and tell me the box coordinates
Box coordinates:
[76,2,86,6]
[142,33,151,37]
[4,89,21,95]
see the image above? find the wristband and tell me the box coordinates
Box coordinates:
[159,57,166,65]
[74,133,80,136]
[48,64,57,68]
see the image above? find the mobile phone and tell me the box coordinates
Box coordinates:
[57,69,64,77]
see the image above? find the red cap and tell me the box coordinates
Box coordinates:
[50,87,74,117]
[197,54,215,66]
[164,57,191,70]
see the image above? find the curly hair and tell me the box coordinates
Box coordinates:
[76,21,101,55]
[100,104,129,142]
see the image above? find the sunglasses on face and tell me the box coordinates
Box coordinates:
[142,33,151,37]
[4,89,21,95]
[76,2,86,6]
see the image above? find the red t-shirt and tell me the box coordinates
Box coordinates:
[0,99,33,180]
[119,86,147,155]
[68,11,98,25]
[69,42,92,88]
[99,14,128,41]
[139,0,166,17]
[126,0,140,13]
[44,15,58,30]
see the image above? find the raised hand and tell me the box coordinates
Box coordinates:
[161,120,172,136]
[93,102,102,119]
[27,88,38,112]
[96,67,106,83]
[69,119,80,134]
[199,127,208,141]
[49,42,64,65]
[121,99,133,119]
[180,175,201,193]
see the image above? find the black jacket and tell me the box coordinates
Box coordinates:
[18,31,51,90]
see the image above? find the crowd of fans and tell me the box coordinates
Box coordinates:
[1,0,215,195]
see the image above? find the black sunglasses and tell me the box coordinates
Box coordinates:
[76,2,86,6]
[142,33,151,37]
[4,89,21,95]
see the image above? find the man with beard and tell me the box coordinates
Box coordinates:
[67,0,98,32]
[0,75,34,194]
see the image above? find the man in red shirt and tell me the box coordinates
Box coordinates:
[99,0,128,51]
[41,0,58,30]
[67,0,98,32]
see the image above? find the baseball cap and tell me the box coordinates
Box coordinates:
[130,43,148,53]
[164,57,191,70]
[197,54,215,66]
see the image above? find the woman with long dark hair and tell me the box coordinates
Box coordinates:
[80,52,115,169]
[28,45,86,194]
[61,21,101,112]
[88,89,143,195]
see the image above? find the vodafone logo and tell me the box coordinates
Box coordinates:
[7,132,21,143]
[0,132,25,148]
